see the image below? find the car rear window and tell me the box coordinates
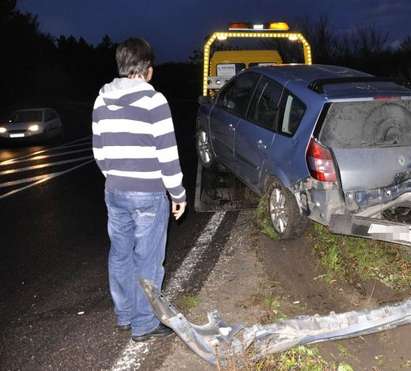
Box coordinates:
[11,110,43,123]
[319,100,411,148]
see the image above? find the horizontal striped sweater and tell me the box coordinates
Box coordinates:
[92,78,186,202]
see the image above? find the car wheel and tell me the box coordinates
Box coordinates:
[266,180,308,239]
[196,130,215,168]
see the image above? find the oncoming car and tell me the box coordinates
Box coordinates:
[196,64,411,246]
[0,108,63,142]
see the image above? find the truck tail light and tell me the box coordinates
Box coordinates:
[306,138,337,182]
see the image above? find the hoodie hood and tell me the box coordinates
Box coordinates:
[99,78,154,107]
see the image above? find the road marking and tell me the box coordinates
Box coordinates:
[0,136,91,166]
[165,211,227,300]
[0,155,93,175]
[3,147,92,165]
[0,160,94,200]
[111,211,227,371]
[0,174,49,188]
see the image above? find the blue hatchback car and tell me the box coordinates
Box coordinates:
[196,64,411,245]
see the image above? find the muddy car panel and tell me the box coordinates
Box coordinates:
[319,99,411,191]
[308,97,411,214]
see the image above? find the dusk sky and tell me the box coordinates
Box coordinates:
[17,0,411,62]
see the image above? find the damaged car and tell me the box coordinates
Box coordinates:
[196,64,411,245]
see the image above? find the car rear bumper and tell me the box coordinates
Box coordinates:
[329,213,411,248]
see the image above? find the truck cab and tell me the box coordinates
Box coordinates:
[202,21,312,97]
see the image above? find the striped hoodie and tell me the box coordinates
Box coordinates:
[92,78,186,203]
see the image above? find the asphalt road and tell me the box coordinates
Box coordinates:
[0,102,233,370]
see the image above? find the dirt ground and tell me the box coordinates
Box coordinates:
[157,211,411,371]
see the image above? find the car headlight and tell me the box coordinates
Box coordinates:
[28,124,40,132]
[0,127,7,134]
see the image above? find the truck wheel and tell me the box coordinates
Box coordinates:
[266,180,308,239]
[196,130,215,168]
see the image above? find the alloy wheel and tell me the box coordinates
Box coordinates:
[269,186,288,233]
[197,131,212,165]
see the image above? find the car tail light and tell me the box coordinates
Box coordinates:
[306,138,337,182]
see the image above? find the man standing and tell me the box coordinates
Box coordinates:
[92,38,186,342]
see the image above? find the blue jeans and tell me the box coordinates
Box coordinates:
[104,190,169,336]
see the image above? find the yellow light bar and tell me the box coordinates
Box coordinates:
[216,34,227,41]
[202,31,312,96]
[268,22,289,31]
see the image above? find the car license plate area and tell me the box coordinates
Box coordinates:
[9,133,25,138]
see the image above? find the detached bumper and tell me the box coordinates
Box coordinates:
[329,214,411,247]
[141,279,411,366]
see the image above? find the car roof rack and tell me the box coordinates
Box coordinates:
[308,77,394,94]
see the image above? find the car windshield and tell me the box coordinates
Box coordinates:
[10,110,42,123]
[319,99,411,148]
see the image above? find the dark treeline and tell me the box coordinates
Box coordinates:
[296,16,411,80]
[1,1,410,111]
[0,0,117,109]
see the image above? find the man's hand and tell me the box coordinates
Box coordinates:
[172,201,187,220]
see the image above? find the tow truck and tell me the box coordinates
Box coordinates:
[195,21,312,212]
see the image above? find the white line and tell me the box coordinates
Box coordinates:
[0,174,49,188]
[3,148,92,165]
[165,212,227,300]
[0,156,93,175]
[111,211,227,371]
[0,160,94,200]
[0,136,91,166]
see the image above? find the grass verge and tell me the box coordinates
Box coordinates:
[176,293,200,312]
[309,223,411,290]
[220,346,353,371]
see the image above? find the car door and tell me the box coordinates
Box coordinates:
[45,110,59,130]
[267,91,307,185]
[235,76,284,189]
[209,72,259,170]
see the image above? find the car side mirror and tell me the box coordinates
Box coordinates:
[198,96,211,105]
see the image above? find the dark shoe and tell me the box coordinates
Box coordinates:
[131,324,173,342]
[116,324,131,331]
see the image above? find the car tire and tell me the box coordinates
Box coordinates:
[196,130,215,168]
[265,180,308,239]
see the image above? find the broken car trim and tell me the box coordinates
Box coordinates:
[141,279,411,366]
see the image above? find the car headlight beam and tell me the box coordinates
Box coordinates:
[28,124,40,132]
[0,127,7,134]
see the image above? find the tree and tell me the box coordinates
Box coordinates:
[296,15,337,64]
[400,36,411,52]
[0,0,16,22]
[188,49,203,65]
[350,25,389,56]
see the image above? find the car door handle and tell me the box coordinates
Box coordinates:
[257,139,267,150]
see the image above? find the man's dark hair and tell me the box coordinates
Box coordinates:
[116,38,154,78]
